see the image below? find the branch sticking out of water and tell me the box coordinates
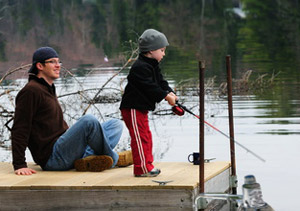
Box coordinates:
[219,70,279,96]
[81,46,139,115]
[0,64,31,85]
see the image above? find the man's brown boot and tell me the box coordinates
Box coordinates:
[117,150,133,167]
[74,155,113,172]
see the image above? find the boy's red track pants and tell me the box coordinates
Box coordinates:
[121,108,154,175]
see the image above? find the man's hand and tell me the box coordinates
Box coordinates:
[15,168,37,175]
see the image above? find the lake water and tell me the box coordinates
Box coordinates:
[0,69,299,211]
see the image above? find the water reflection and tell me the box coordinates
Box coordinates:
[1,70,299,150]
[1,70,300,210]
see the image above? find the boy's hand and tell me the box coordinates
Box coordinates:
[165,93,178,106]
[15,168,37,175]
[168,92,178,100]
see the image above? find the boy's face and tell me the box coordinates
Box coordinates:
[149,47,166,62]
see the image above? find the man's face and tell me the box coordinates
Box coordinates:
[149,47,166,62]
[37,58,61,84]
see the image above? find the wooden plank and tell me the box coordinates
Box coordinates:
[0,189,196,211]
[0,161,231,210]
[0,161,230,190]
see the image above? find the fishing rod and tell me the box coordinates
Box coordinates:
[173,102,266,163]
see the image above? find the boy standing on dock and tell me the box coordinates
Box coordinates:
[120,29,178,177]
[11,47,125,175]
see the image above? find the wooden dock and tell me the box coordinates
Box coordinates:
[0,161,230,210]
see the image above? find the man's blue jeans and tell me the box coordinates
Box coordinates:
[43,114,123,170]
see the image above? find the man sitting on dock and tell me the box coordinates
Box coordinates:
[11,47,129,175]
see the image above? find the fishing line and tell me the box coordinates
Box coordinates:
[175,102,266,162]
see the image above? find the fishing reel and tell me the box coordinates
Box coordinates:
[172,105,185,116]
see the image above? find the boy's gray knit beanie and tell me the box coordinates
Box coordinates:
[139,29,169,52]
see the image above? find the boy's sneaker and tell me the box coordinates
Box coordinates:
[117,150,133,167]
[135,168,161,177]
[74,155,113,172]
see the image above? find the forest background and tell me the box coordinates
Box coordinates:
[0,0,299,84]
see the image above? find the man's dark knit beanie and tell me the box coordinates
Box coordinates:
[138,29,169,53]
[28,47,59,74]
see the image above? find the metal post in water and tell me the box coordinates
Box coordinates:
[199,61,205,195]
[226,55,237,194]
